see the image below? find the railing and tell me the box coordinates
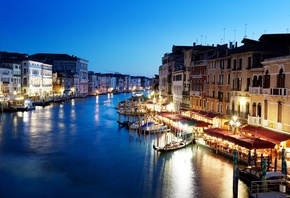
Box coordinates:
[249,87,262,94]
[249,180,289,197]
[191,74,202,78]
[270,88,288,96]
[262,88,270,94]
[248,115,262,126]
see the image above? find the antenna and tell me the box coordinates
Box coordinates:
[234,29,236,42]
[201,35,203,45]
[205,36,207,45]
[223,28,225,44]
[244,23,247,38]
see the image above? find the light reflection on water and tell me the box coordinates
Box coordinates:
[0,94,249,198]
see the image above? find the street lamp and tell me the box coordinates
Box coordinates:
[229,115,241,134]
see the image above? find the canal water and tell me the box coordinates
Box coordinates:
[0,93,249,198]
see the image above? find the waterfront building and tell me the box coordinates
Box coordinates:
[205,44,230,127]
[0,62,23,97]
[158,33,290,153]
[159,53,171,104]
[88,71,99,94]
[22,60,52,98]
[130,76,142,91]
[256,55,290,135]
[0,52,28,99]
[12,63,22,95]
[0,64,13,98]
[29,53,89,96]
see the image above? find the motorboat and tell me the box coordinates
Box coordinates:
[239,166,286,185]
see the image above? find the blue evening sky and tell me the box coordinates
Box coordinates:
[1,0,290,77]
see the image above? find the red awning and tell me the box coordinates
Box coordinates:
[204,112,219,119]
[241,125,290,144]
[204,128,275,149]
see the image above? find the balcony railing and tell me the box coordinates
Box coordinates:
[249,87,262,94]
[270,88,288,96]
[248,115,262,126]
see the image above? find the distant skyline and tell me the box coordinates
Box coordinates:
[1,0,290,77]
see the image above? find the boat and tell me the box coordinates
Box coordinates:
[153,138,193,152]
[117,120,131,128]
[7,99,35,111]
[33,100,51,107]
[239,166,286,185]
[141,122,168,134]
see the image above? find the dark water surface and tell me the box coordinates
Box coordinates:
[0,93,249,198]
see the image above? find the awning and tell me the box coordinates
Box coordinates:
[204,128,275,149]
[204,112,219,119]
[241,125,290,144]
[157,112,212,127]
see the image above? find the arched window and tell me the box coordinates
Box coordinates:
[246,102,250,116]
[258,75,263,87]
[23,78,27,85]
[252,102,257,116]
[253,76,258,87]
[263,70,270,88]
[278,102,282,123]
[277,68,285,88]
[257,103,262,117]
[264,100,268,120]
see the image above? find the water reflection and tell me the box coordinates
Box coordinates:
[0,95,249,198]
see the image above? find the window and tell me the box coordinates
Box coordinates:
[247,57,251,69]
[263,70,270,88]
[227,74,231,85]
[238,58,242,70]
[277,68,285,88]
[233,59,237,70]
[264,100,268,120]
[278,102,282,123]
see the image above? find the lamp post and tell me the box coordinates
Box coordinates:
[229,115,241,134]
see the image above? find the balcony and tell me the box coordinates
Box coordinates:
[248,115,262,126]
[249,87,262,94]
[270,88,288,96]
[191,74,202,78]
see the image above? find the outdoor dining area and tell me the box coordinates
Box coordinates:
[156,112,212,133]
[202,127,276,166]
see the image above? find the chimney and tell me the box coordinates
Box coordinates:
[193,42,196,46]
[235,42,238,48]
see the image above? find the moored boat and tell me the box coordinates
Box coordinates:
[239,166,286,185]
[153,138,193,152]
[33,100,51,107]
